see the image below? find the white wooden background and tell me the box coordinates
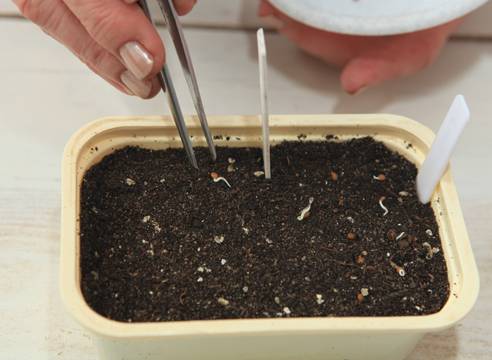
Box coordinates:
[0,1,491,359]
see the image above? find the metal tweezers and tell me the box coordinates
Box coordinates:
[138,0,216,168]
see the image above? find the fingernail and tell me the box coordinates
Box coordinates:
[353,86,369,95]
[119,41,154,80]
[120,71,152,98]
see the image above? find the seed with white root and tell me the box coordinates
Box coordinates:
[361,288,369,297]
[142,215,150,223]
[396,232,406,241]
[390,261,406,277]
[426,229,433,236]
[242,286,249,293]
[217,297,230,306]
[197,277,203,282]
[282,307,291,315]
[228,158,236,164]
[399,191,409,197]
[379,196,389,216]
[221,259,227,265]
[242,227,250,235]
[254,171,265,177]
[423,242,440,259]
[316,294,325,305]
[197,266,205,273]
[210,172,231,188]
[297,197,314,221]
[214,235,225,244]
[126,178,136,186]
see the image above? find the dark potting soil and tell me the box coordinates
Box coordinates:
[80,137,449,322]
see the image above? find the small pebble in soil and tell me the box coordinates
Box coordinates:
[387,229,397,241]
[220,259,227,265]
[254,171,265,177]
[330,171,338,181]
[125,178,136,186]
[347,232,357,241]
[361,288,369,297]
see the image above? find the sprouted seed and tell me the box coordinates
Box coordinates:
[379,196,389,216]
[361,288,369,297]
[125,178,136,186]
[210,172,231,188]
[423,242,440,259]
[390,261,406,277]
[373,174,386,181]
[217,297,230,306]
[214,235,225,244]
[399,191,409,197]
[282,307,291,315]
[254,171,265,177]
[426,229,433,236]
[316,294,325,305]
[297,197,314,221]
[396,232,406,241]
[228,158,236,164]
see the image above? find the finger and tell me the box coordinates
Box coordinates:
[64,0,165,80]
[14,0,158,98]
[340,23,455,94]
[123,0,197,16]
[173,0,197,16]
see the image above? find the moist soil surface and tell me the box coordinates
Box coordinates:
[80,137,449,322]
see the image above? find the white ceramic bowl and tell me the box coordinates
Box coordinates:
[270,0,489,35]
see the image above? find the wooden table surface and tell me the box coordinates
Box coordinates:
[0,6,491,359]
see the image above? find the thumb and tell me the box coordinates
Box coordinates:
[340,56,408,94]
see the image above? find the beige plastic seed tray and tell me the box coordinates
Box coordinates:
[61,114,479,360]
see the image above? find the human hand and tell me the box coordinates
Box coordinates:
[14,0,197,98]
[259,0,463,94]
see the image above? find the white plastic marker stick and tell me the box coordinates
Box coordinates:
[416,95,470,204]
[257,28,271,179]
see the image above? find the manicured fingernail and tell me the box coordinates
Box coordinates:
[119,41,154,80]
[120,71,152,98]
